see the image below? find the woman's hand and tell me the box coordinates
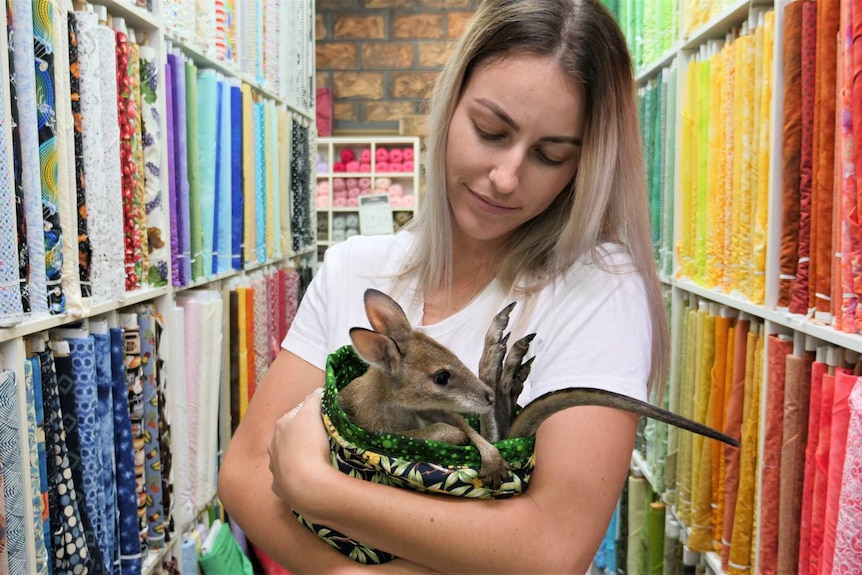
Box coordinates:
[267,388,335,516]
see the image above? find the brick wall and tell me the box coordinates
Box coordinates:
[316,0,479,133]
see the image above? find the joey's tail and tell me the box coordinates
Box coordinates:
[508,387,740,447]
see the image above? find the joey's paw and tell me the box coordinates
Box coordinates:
[502,333,536,398]
[478,457,512,491]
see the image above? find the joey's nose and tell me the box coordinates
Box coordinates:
[486,392,495,405]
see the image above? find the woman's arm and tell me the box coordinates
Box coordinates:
[218,349,366,573]
[272,389,637,575]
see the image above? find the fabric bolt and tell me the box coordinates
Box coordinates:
[265,104,276,261]
[790,2,819,315]
[245,287,257,400]
[727,329,762,575]
[180,297,202,511]
[834,379,862,571]
[110,326,143,575]
[213,81,223,274]
[67,337,111,573]
[822,371,857,574]
[33,0,65,314]
[719,43,734,293]
[751,13,774,306]
[0,40,24,325]
[253,276,270,387]
[217,81,232,272]
[267,271,281,359]
[128,41,149,285]
[29,356,51,570]
[37,348,94,574]
[55,348,107,575]
[92,331,117,573]
[687,307,714,553]
[11,0,47,314]
[777,351,815,573]
[23,361,49,574]
[853,0,862,332]
[138,309,165,549]
[53,0,84,318]
[811,369,844,575]
[68,13,92,298]
[139,46,168,287]
[284,268,300,331]
[0,459,7,574]
[711,317,733,547]
[169,305,193,531]
[166,55,180,286]
[759,335,792,575]
[721,318,749,570]
[277,109,292,256]
[799,360,828,575]
[0,370,29,575]
[121,315,148,555]
[678,63,695,280]
[255,104,266,263]
[705,51,725,291]
[96,24,126,303]
[157,315,174,547]
[230,85,243,270]
[695,59,708,286]
[839,3,861,333]
[186,60,203,280]
[675,306,695,525]
[812,0,839,315]
[6,0,31,316]
[237,286,249,420]
[196,69,218,278]
[116,29,141,291]
[170,51,191,286]
[74,12,108,304]
[242,85,255,265]
[229,290,241,432]
[660,67,677,278]
[779,2,804,309]
[290,122,314,252]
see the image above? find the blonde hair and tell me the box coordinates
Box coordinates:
[399,0,669,393]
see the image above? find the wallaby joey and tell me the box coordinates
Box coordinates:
[339,289,739,491]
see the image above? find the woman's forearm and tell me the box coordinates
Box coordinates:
[293,405,636,575]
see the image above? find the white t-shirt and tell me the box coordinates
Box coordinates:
[282,231,651,405]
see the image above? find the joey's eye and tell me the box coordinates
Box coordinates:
[432,370,451,386]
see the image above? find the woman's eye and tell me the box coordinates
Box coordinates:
[536,150,564,167]
[474,124,503,141]
[432,370,451,386]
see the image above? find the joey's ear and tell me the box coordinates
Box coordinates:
[363,289,411,341]
[349,327,403,374]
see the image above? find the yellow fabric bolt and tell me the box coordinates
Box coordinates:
[696,58,710,284]
[728,328,762,575]
[690,308,716,551]
[720,43,736,293]
[706,48,726,290]
[752,14,774,305]
[678,60,699,280]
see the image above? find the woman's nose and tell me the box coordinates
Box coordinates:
[488,149,523,194]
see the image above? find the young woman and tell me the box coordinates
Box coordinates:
[218,0,669,572]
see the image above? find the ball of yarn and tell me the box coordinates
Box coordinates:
[333,162,346,172]
[346,161,360,172]
[332,229,347,242]
[376,147,390,163]
[360,149,372,163]
[358,177,372,190]
[375,177,392,190]
[389,149,403,164]
[360,163,371,172]
[345,214,360,229]
[389,163,403,172]
[388,184,404,197]
[333,197,348,207]
[333,178,346,191]
[333,216,347,230]
[402,147,414,161]
[339,149,356,163]
[377,162,390,172]
[403,160,414,172]
[345,228,360,238]
[347,187,361,199]
[346,197,359,207]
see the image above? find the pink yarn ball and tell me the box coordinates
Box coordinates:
[339,149,356,163]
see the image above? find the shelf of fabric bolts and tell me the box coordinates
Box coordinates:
[163,32,315,121]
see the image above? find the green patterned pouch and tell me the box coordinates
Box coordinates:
[295,345,537,564]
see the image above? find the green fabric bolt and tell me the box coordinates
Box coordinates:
[198,523,253,575]
[185,61,204,280]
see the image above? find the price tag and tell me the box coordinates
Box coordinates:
[358,194,394,235]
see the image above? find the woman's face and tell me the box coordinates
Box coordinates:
[445,54,585,249]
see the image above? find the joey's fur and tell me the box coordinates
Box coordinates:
[340,289,739,491]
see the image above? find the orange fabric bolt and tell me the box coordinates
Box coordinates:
[759,335,793,575]
[799,360,828,575]
[812,0,840,314]
[791,2,819,315]
[779,1,804,309]
[721,319,750,570]
[711,316,732,550]
[778,351,816,572]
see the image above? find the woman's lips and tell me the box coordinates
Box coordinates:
[469,188,516,215]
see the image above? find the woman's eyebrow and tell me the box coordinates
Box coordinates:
[474,98,582,147]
